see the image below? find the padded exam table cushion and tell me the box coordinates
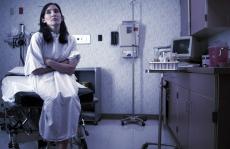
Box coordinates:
[15,92,43,107]
[14,88,94,108]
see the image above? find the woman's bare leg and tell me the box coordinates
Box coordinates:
[57,140,68,149]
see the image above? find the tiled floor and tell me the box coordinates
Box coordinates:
[0,119,177,149]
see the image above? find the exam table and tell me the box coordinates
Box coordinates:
[1,67,91,149]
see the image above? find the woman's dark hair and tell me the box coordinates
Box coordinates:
[39,3,69,44]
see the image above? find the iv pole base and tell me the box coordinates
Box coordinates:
[121,115,146,126]
[141,73,179,149]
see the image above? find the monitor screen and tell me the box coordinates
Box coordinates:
[172,39,190,54]
[172,36,192,60]
[171,36,201,62]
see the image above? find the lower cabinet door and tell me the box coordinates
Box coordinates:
[188,92,215,149]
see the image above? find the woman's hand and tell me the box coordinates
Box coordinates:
[44,58,55,67]
[60,59,69,64]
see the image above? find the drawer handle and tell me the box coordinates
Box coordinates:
[212,112,218,123]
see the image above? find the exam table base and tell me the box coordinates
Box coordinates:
[3,91,89,149]
[142,142,178,149]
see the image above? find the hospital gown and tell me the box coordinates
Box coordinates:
[2,32,81,141]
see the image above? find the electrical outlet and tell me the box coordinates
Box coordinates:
[73,35,91,44]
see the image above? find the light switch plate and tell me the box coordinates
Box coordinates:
[73,34,91,44]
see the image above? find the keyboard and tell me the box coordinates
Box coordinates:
[178,63,200,68]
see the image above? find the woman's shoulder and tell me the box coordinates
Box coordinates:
[68,35,75,41]
[31,32,43,43]
[68,35,77,44]
[31,32,43,39]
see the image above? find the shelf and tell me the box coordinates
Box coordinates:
[75,67,101,124]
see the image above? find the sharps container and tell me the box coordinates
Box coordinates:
[208,42,228,67]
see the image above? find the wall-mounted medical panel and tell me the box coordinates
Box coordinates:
[119,21,139,58]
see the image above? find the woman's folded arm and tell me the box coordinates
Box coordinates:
[44,58,78,75]
[32,67,54,75]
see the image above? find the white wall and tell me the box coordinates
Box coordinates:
[208,30,230,46]
[0,0,180,115]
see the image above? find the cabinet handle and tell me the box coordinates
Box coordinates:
[205,14,208,22]
[186,101,190,113]
[212,112,218,123]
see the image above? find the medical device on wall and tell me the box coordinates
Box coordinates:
[119,21,139,58]
[111,31,119,45]
[4,24,31,65]
[5,24,27,48]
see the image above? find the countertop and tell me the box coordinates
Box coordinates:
[180,67,230,74]
[147,67,230,75]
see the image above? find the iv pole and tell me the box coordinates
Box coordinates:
[121,0,146,126]
[142,47,179,149]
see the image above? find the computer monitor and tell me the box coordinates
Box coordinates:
[172,36,201,62]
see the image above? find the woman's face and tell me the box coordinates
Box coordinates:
[42,4,62,30]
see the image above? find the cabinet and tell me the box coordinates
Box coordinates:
[190,0,230,37]
[177,86,190,149]
[164,69,230,149]
[166,73,190,149]
[189,92,215,149]
[180,0,190,36]
[188,73,215,149]
[75,67,101,124]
